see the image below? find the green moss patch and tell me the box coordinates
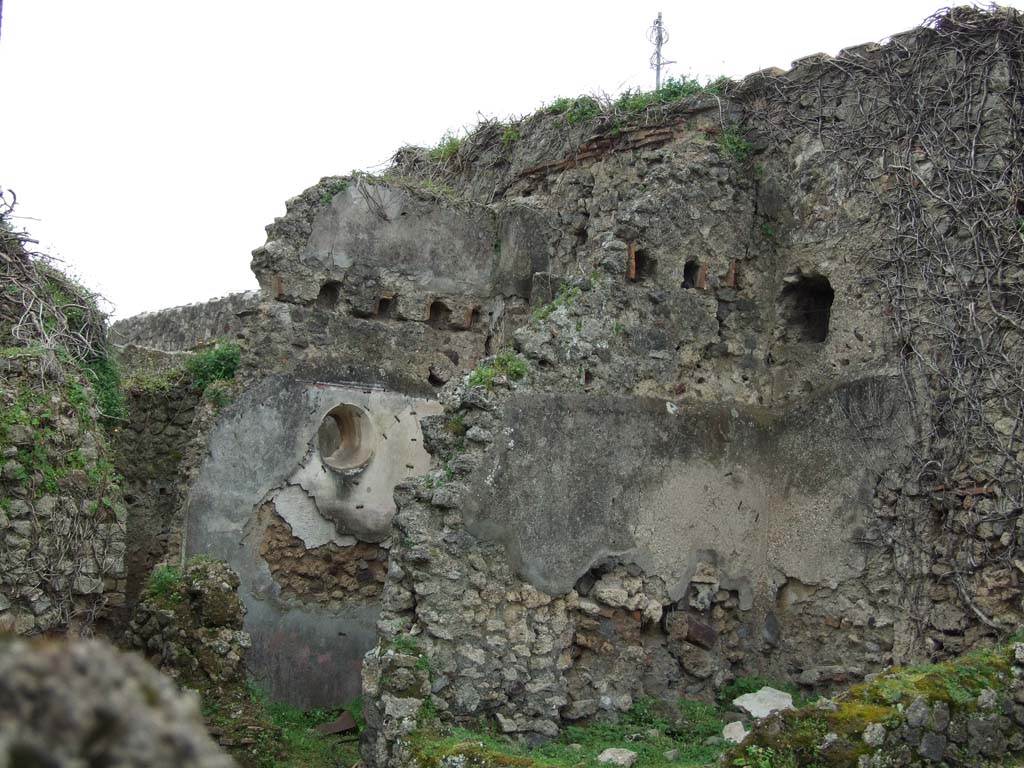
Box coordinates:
[725,642,1017,767]
[852,644,1011,708]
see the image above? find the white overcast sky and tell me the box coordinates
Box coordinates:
[3,1,1018,319]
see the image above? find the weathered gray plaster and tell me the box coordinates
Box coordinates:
[303,185,499,297]
[184,373,441,706]
[461,376,909,601]
[288,390,442,542]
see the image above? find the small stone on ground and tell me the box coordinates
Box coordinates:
[732,686,794,719]
[723,721,749,744]
[597,747,638,767]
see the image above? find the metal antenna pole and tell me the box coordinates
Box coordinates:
[648,12,675,90]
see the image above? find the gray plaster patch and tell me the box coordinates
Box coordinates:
[288,391,443,541]
[461,377,909,601]
[301,185,499,296]
[185,374,442,706]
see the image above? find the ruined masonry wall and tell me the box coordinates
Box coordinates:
[110,291,259,351]
[361,8,1024,765]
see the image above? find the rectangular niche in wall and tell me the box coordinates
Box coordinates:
[777,275,834,343]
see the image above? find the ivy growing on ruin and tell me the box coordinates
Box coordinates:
[751,6,1024,639]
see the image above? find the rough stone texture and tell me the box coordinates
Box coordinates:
[360,374,906,760]
[596,747,637,766]
[126,558,251,684]
[110,291,259,351]
[1,284,127,636]
[741,645,1024,766]
[104,5,1024,761]
[115,370,200,612]
[0,636,234,768]
[358,8,1024,763]
[259,509,388,605]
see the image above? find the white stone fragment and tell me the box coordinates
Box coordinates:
[597,748,638,767]
[722,721,748,744]
[732,686,795,719]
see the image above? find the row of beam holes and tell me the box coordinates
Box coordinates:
[316,285,479,330]
[318,282,397,317]
[630,251,702,290]
[628,255,834,342]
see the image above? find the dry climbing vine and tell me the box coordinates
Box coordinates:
[1,188,107,379]
[747,6,1024,641]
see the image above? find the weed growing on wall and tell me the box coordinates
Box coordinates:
[546,96,602,124]
[319,178,349,205]
[0,188,130,632]
[467,350,528,389]
[718,125,751,161]
[429,132,463,161]
[143,564,183,606]
[500,126,521,148]
[82,354,126,422]
[532,283,582,321]
[185,339,240,393]
[612,76,729,115]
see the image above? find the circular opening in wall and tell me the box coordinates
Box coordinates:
[317,404,376,472]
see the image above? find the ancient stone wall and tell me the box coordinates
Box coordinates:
[0,351,128,634]
[357,7,1024,764]
[127,558,251,686]
[110,291,259,351]
[106,7,1024,762]
[115,376,201,608]
[1,224,128,636]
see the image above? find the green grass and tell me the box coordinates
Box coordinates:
[203,379,232,408]
[258,697,358,768]
[411,697,726,768]
[82,353,126,422]
[319,178,349,205]
[718,125,751,161]
[852,643,1011,707]
[1,378,123,499]
[0,344,47,359]
[467,351,528,389]
[197,679,362,768]
[501,126,521,148]
[388,633,422,654]
[545,77,729,127]
[613,76,730,115]
[123,366,186,394]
